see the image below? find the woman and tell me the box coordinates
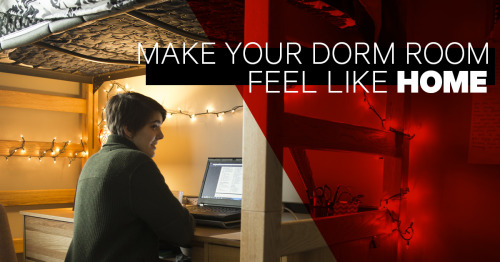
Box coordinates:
[66,92,194,261]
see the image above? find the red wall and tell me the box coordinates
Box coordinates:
[405,0,500,260]
[405,93,500,261]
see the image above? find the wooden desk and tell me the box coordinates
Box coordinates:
[20,208,241,262]
[21,208,393,262]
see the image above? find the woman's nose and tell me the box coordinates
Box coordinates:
[158,129,164,140]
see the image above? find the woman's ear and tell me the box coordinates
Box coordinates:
[123,126,134,139]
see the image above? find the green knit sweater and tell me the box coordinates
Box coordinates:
[65,135,194,262]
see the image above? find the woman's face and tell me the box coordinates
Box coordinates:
[129,111,164,158]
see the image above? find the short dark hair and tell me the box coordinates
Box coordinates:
[105,92,166,137]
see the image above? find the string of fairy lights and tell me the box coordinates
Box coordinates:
[362,90,415,140]
[381,192,415,245]
[362,91,386,129]
[97,82,244,144]
[4,135,25,159]
[362,90,415,245]
[100,82,243,123]
[165,105,243,121]
[2,135,87,167]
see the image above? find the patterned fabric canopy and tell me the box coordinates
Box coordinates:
[0,0,210,76]
[0,0,152,39]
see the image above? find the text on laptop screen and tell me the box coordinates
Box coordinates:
[200,160,242,201]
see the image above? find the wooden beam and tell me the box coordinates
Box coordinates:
[82,83,94,165]
[0,140,87,158]
[289,148,316,198]
[13,238,23,253]
[0,90,86,114]
[241,101,283,262]
[384,92,411,260]
[0,189,76,207]
[383,92,410,194]
[91,84,100,156]
[280,210,392,256]
[241,104,284,212]
[242,0,286,260]
[282,113,400,157]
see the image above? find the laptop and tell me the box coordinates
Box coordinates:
[187,157,242,228]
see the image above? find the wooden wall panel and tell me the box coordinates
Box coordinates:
[0,189,76,207]
[0,90,86,114]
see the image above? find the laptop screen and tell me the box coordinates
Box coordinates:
[198,158,243,208]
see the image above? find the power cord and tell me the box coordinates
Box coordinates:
[282,204,299,221]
